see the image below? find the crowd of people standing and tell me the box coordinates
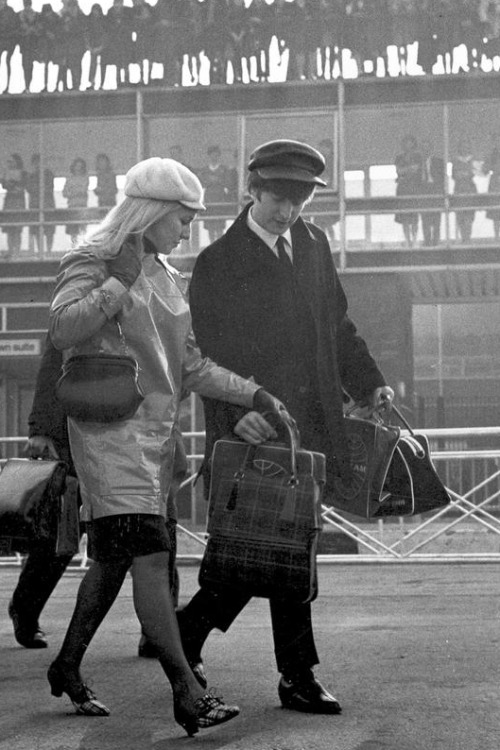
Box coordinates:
[0,151,117,257]
[1,0,500,94]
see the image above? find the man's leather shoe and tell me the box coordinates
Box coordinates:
[278,672,342,714]
[8,601,48,649]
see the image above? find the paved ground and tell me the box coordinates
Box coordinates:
[1,561,500,750]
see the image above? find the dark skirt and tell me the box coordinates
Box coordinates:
[87,513,174,563]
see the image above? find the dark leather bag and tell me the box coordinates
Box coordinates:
[331,415,401,518]
[330,405,450,518]
[56,352,144,423]
[374,406,451,517]
[199,417,325,603]
[0,458,72,554]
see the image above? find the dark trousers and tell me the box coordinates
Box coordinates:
[11,539,74,626]
[180,585,319,676]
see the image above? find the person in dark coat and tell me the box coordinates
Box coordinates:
[198,145,232,243]
[85,3,107,90]
[26,153,56,254]
[420,141,445,247]
[102,0,134,88]
[0,0,20,93]
[394,134,423,247]
[8,332,184,653]
[18,0,40,92]
[1,153,27,257]
[57,0,86,91]
[8,334,77,650]
[452,139,477,243]
[178,139,394,715]
[37,3,60,92]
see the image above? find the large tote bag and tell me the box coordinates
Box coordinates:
[199,417,325,603]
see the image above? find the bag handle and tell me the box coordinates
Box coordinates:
[346,392,415,436]
[243,410,300,478]
[226,411,300,521]
[388,403,415,435]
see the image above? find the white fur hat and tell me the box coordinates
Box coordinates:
[124,157,205,210]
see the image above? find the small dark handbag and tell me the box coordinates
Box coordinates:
[55,320,144,423]
[199,416,325,603]
[0,458,68,553]
[56,353,144,423]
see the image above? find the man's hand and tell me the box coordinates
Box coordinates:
[371,386,394,411]
[347,386,394,420]
[106,244,142,289]
[25,436,60,460]
[234,411,278,446]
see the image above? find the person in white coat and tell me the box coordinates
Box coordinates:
[47,157,283,735]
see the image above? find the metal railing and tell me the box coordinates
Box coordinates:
[2,191,500,266]
[1,426,500,566]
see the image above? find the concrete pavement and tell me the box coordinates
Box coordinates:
[1,562,500,750]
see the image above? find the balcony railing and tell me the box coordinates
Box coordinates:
[1,192,500,271]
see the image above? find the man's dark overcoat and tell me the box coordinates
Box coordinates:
[190,203,387,494]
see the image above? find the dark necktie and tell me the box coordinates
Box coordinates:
[276,235,293,271]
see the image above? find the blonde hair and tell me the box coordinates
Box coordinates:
[79,196,180,259]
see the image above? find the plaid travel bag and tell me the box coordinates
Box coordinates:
[199,417,325,603]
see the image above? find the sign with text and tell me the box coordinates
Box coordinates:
[0,339,41,357]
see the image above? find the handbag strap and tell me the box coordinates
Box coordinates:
[346,396,415,437]
[114,319,130,356]
[389,403,415,435]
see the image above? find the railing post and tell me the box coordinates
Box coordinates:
[437,395,446,428]
[337,78,346,271]
[417,394,426,428]
[443,103,451,247]
[136,88,145,161]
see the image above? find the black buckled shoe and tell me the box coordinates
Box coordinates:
[8,601,48,649]
[278,671,342,715]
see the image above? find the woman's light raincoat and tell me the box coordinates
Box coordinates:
[50,248,259,522]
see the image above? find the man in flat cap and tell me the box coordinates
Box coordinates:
[179,139,394,714]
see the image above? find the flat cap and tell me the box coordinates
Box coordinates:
[248,139,326,185]
[124,157,205,210]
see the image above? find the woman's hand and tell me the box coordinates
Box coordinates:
[106,244,142,289]
[234,411,278,445]
[25,436,60,460]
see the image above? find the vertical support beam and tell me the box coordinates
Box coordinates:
[443,103,450,247]
[136,88,145,161]
[364,166,371,245]
[338,78,346,270]
[237,114,247,206]
[38,124,45,255]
